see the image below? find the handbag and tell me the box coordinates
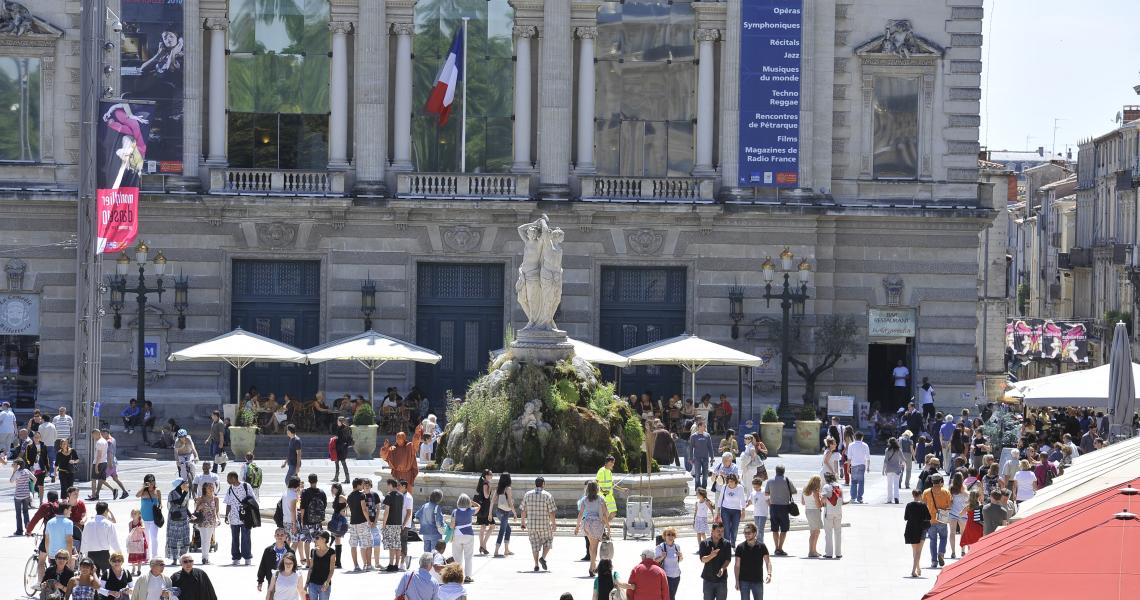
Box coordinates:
[328,513,349,537]
[214,451,230,465]
[785,479,800,517]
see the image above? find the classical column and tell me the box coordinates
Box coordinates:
[391,22,415,171]
[718,0,745,198]
[355,0,387,194]
[693,28,719,176]
[328,21,352,169]
[537,0,572,199]
[178,0,201,189]
[574,26,597,174]
[205,17,228,165]
[511,25,537,172]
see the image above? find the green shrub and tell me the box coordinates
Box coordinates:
[353,403,376,426]
[236,406,258,428]
[798,405,818,421]
[622,414,645,454]
[761,407,780,423]
[588,385,617,419]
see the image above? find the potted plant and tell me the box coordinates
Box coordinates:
[759,407,784,456]
[794,405,822,454]
[350,403,379,457]
[229,405,259,458]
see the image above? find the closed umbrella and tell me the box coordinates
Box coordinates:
[304,330,441,408]
[1108,321,1136,439]
[168,327,308,405]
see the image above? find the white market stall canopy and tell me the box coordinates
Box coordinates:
[168,328,307,404]
[305,330,442,406]
[492,337,630,368]
[1013,435,1140,519]
[1010,363,1140,408]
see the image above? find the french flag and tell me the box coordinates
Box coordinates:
[424,28,464,126]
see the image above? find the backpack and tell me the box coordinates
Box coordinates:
[328,437,338,462]
[245,462,263,489]
[273,499,284,528]
[303,489,327,525]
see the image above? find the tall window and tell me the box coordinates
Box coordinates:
[227,0,330,169]
[0,57,40,162]
[412,0,514,173]
[595,0,696,177]
[872,76,919,180]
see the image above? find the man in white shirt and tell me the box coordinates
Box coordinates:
[845,432,871,503]
[53,406,74,444]
[918,377,936,420]
[193,463,219,498]
[891,360,911,412]
[38,419,58,480]
[88,429,109,501]
[80,501,122,573]
[400,480,414,570]
[0,401,18,455]
[695,396,713,426]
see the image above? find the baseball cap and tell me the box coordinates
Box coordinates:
[176,429,188,438]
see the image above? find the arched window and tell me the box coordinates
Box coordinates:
[412,0,514,173]
[595,0,696,177]
[227,0,331,170]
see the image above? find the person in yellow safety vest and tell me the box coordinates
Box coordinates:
[595,455,627,531]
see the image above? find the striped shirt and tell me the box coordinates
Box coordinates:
[10,468,32,499]
[52,415,73,441]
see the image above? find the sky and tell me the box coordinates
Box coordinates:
[979,0,1140,157]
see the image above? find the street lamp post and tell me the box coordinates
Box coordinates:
[109,241,186,408]
[762,247,813,414]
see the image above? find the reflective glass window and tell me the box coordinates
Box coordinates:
[872,76,919,180]
[228,0,329,167]
[412,0,514,173]
[0,57,40,162]
[595,0,695,176]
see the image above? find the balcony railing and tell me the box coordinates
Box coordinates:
[209,168,346,195]
[395,173,530,200]
[1057,252,1072,270]
[1068,247,1093,268]
[579,176,717,203]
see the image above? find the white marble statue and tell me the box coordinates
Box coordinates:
[515,215,564,331]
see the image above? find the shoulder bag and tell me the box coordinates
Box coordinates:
[394,572,413,600]
[785,479,800,517]
[239,483,261,528]
[152,493,165,528]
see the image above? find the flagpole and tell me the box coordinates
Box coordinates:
[461,17,469,173]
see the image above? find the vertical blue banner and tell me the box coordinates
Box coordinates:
[739,0,803,188]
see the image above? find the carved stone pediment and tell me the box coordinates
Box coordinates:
[625,228,665,256]
[0,2,64,39]
[855,20,942,60]
[256,222,298,249]
[442,225,483,253]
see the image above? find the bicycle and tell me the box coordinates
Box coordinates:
[23,533,43,598]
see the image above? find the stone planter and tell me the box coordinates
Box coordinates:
[351,424,378,458]
[795,420,822,454]
[759,422,784,456]
[229,426,258,458]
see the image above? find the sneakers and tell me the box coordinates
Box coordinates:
[533,565,540,572]
[245,559,251,566]
[352,567,361,573]
[463,577,474,584]
[385,564,399,572]
[539,557,548,571]
[233,560,240,566]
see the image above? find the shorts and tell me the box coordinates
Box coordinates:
[529,532,553,554]
[297,523,323,542]
[349,523,373,548]
[95,462,108,481]
[769,505,790,533]
[382,525,402,550]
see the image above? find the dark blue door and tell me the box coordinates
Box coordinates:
[231,260,321,404]
[599,266,687,400]
[415,263,504,415]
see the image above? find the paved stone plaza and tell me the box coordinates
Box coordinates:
[1,453,942,600]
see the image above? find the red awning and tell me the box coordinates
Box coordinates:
[923,477,1140,599]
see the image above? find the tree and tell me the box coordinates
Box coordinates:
[773,314,860,411]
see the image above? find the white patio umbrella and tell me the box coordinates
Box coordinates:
[622,333,763,408]
[1013,362,1140,408]
[304,330,442,408]
[491,337,631,368]
[168,327,308,404]
[1108,321,1136,438]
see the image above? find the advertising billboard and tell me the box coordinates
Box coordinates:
[739,0,803,188]
[119,0,184,174]
[97,100,146,253]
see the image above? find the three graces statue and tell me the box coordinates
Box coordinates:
[515,215,564,332]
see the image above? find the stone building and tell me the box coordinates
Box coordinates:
[0,0,996,425]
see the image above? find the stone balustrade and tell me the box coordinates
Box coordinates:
[209,168,347,195]
[396,173,532,200]
[580,176,717,202]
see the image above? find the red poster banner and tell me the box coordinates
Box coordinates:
[97,100,148,253]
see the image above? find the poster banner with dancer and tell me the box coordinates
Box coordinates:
[97,100,148,254]
[119,0,184,173]
[1006,318,1090,364]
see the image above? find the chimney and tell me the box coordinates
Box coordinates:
[1124,105,1140,123]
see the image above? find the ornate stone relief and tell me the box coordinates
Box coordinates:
[625,228,665,256]
[0,2,63,37]
[883,276,905,307]
[256,222,299,248]
[855,20,943,61]
[442,225,483,253]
